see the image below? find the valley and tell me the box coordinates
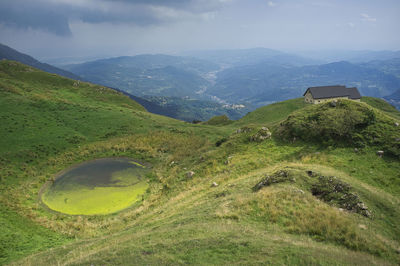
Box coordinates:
[0,60,399,265]
[60,48,400,113]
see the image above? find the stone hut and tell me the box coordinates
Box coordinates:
[303,85,361,104]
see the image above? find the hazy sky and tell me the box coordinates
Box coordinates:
[0,0,399,60]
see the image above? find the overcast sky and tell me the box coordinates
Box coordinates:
[0,0,399,60]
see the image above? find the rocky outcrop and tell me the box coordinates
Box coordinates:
[253,170,295,191]
[249,127,272,142]
[311,175,371,217]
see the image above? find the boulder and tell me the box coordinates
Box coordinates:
[253,170,294,191]
[211,182,218,187]
[250,127,272,142]
[376,150,384,157]
[186,171,195,178]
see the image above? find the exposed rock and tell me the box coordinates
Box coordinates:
[186,171,195,178]
[376,150,384,157]
[250,127,272,142]
[354,148,359,153]
[358,224,367,230]
[253,170,295,191]
[211,182,218,187]
[312,175,371,217]
[329,100,337,107]
[395,122,399,127]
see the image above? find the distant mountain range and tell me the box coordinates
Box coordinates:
[295,50,400,63]
[0,43,80,80]
[384,89,400,109]
[62,55,219,99]
[209,60,400,106]
[361,58,400,79]
[60,48,400,109]
[181,47,322,67]
[0,43,249,121]
[3,43,400,116]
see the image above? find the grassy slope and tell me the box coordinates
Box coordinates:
[236,98,308,126]
[361,96,400,120]
[1,62,399,265]
[0,60,230,264]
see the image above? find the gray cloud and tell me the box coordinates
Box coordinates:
[0,0,230,36]
[0,0,72,36]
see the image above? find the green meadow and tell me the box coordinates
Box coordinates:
[1,60,399,265]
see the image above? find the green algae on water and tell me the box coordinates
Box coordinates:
[41,158,149,215]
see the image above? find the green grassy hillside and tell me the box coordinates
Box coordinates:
[236,98,308,125]
[1,61,399,265]
[0,60,230,264]
[361,96,400,120]
[277,99,400,157]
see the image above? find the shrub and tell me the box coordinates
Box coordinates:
[215,137,228,147]
[277,100,400,157]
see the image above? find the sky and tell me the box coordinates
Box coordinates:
[0,0,399,61]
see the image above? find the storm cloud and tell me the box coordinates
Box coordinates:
[0,0,399,60]
[0,0,230,36]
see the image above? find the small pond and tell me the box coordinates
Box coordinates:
[41,158,149,215]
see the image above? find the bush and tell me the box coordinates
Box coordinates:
[215,137,228,147]
[277,100,400,157]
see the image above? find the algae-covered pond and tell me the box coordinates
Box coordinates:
[41,158,149,215]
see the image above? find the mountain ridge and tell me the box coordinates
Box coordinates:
[0,43,80,80]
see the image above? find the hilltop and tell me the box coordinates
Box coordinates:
[1,61,400,265]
